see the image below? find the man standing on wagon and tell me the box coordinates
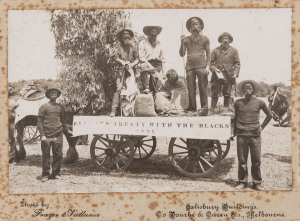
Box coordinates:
[109,27,139,117]
[179,17,211,113]
[210,32,240,108]
[139,25,165,95]
[234,80,272,191]
[37,88,72,182]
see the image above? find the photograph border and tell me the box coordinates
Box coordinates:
[1,0,299,220]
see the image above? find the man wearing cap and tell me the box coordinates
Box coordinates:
[37,88,71,182]
[139,25,165,95]
[109,28,139,117]
[233,80,272,191]
[180,17,211,113]
[210,32,240,108]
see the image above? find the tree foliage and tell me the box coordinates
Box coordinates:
[58,58,105,114]
[49,9,132,114]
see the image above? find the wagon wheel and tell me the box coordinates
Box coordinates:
[90,134,134,172]
[23,126,40,143]
[169,138,222,178]
[220,140,230,160]
[130,136,157,160]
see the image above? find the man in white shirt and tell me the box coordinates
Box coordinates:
[138,26,165,95]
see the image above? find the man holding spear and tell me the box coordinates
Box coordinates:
[179,17,211,114]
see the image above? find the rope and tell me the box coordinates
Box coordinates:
[181,21,187,112]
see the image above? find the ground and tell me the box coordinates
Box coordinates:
[9,108,292,194]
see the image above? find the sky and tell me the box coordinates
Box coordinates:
[8,9,292,85]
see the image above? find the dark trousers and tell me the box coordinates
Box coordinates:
[237,135,262,185]
[211,77,232,98]
[41,133,63,176]
[140,60,162,95]
[186,68,208,111]
[111,76,123,112]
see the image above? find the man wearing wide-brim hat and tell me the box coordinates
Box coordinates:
[138,25,165,95]
[37,87,72,182]
[179,17,211,114]
[233,80,272,191]
[210,32,240,108]
[110,27,139,117]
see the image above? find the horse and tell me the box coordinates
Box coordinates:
[9,87,80,163]
[268,86,291,126]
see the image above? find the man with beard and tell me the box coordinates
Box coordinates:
[109,28,139,117]
[139,26,165,95]
[180,17,211,114]
[233,80,272,191]
[210,32,240,108]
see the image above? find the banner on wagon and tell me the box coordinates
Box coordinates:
[72,116,231,140]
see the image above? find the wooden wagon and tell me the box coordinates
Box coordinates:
[73,115,234,178]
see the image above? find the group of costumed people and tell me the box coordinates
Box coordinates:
[109,16,241,117]
[35,16,273,191]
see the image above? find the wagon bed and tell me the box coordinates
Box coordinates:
[73,115,234,178]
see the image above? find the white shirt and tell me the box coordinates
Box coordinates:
[138,38,165,63]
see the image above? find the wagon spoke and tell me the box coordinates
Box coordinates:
[99,156,109,166]
[213,149,218,156]
[94,146,106,150]
[108,158,113,169]
[200,156,213,168]
[106,135,112,146]
[95,153,106,158]
[179,138,187,145]
[184,160,190,171]
[173,151,189,156]
[198,160,205,172]
[173,144,188,150]
[142,143,153,148]
[98,137,109,147]
[99,136,110,144]
[138,146,142,158]
[141,138,153,142]
[176,155,188,164]
[140,146,149,155]
[193,162,197,173]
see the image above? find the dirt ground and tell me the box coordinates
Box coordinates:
[9,115,292,194]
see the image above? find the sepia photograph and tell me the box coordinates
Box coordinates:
[8,8,292,194]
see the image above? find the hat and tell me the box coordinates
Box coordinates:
[238,80,259,94]
[117,28,134,41]
[186,17,204,32]
[218,32,233,43]
[45,88,62,99]
[143,26,162,36]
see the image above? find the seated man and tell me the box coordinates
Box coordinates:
[139,25,165,96]
[155,69,188,114]
[110,27,139,117]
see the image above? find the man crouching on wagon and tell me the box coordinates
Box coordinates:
[37,88,72,182]
[234,80,272,191]
[109,27,139,117]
